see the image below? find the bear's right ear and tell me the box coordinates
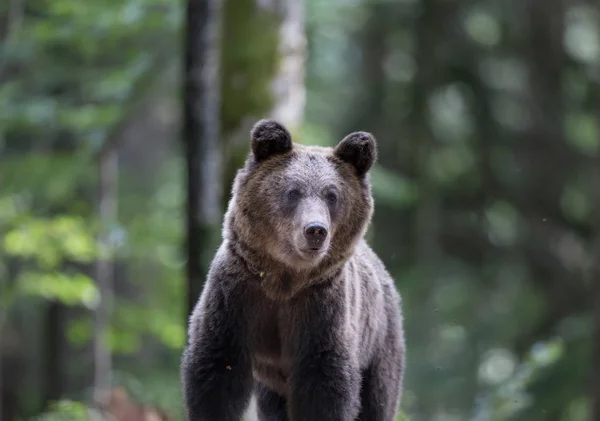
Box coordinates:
[333,131,377,177]
[250,119,293,162]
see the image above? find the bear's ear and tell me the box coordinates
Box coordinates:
[250,119,293,162]
[333,131,377,176]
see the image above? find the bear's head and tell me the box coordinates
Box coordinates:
[225,119,377,275]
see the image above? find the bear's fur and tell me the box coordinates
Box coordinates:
[181,119,405,421]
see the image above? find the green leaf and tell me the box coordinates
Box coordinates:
[3,215,98,265]
[18,271,99,308]
[34,400,88,421]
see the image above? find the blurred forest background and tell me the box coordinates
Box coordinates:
[1,0,599,420]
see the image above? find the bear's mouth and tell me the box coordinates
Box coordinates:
[297,247,327,261]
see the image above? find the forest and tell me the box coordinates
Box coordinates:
[0,0,599,420]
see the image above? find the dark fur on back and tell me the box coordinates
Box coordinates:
[181,119,405,421]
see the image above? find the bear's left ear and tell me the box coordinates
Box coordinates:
[250,119,293,162]
[333,131,378,176]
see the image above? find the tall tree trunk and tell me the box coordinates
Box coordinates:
[593,83,600,421]
[43,303,62,406]
[183,0,223,319]
[0,325,3,421]
[594,168,600,421]
[412,0,441,268]
[219,0,306,197]
[93,148,118,407]
[268,0,306,133]
[3,0,23,43]
[411,1,442,418]
[342,2,388,136]
[522,0,567,210]
[0,269,5,421]
[523,0,569,328]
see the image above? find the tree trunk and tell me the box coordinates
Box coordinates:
[594,172,600,421]
[0,328,2,421]
[411,1,443,418]
[43,303,62,407]
[268,0,306,133]
[342,2,388,137]
[522,0,570,338]
[412,0,441,268]
[183,0,223,319]
[593,82,600,421]
[93,148,118,407]
[3,0,23,43]
[219,0,306,198]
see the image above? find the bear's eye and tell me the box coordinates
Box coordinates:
[325,191,338,205]
[287,189,301,201]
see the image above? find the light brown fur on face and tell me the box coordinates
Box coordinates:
[223,134,374,300]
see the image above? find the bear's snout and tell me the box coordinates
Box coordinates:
[304,222,329,249]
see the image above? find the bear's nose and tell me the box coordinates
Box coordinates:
[304,223,328,248]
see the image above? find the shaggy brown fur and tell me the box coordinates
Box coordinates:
[181,119,405,421]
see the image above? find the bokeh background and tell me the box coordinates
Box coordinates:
[1,0,599,420]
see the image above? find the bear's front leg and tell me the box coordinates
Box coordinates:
[181,272,253,421]
[289,348,360,421]
[286,283,361,421]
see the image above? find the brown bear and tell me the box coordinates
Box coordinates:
[181,119,405,421]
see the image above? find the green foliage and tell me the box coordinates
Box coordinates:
[303,1,599,421]
[4,216,97,265]
[1,155,95,207]
[0,208,99,314]
[0,202,99,330]
[2,0,180,148]
[18,271,98,307]
[1,0,184,415]
[471,339,565,421]
[1,0,597,419]
[110,303,185,352]
[32,401,88,421]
